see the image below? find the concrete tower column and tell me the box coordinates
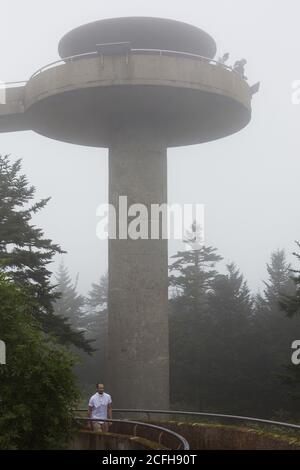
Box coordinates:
[107,127,169,409]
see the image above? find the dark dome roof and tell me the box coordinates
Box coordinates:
[58,17,216,59]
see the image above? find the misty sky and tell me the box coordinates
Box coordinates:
[1,0,299,295]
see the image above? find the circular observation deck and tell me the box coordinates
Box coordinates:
[24,49,252,148]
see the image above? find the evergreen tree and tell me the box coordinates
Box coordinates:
[205,264,254,412]
[251,249,299,417]
[209,262,253,327]
[76,273,108,393]
[53,262,86,330]
[169,223,223,409]
[0,154,92,353]
[0,273,80,449]
[278,243,300,414]
[263,249,295,308]
[83,273,108,331]
[279,242,300,317]
[169,222,223,312]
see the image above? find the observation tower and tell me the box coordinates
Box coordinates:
[0,17,255,408]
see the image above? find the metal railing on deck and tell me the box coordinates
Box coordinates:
[3,48,248,89]
[28,48,241,82]
[113,409,300,433]
[74,416,189,450]
[77,408,300,433]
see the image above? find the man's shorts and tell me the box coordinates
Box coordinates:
[93,421,109,432]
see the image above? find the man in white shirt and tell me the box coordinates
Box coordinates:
[88,383,112,432]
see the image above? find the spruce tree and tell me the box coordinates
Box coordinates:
[251,249,299,417]
[169,222,223,312]
[53,262,86,329]
[0,154,92,353]
[169,223,223,409]
[205,264,254,412]
[279,242,300,317]
[0,273,80,449]
[264,249,295,308]
[76,273,108,391]
[278,243,300,413]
